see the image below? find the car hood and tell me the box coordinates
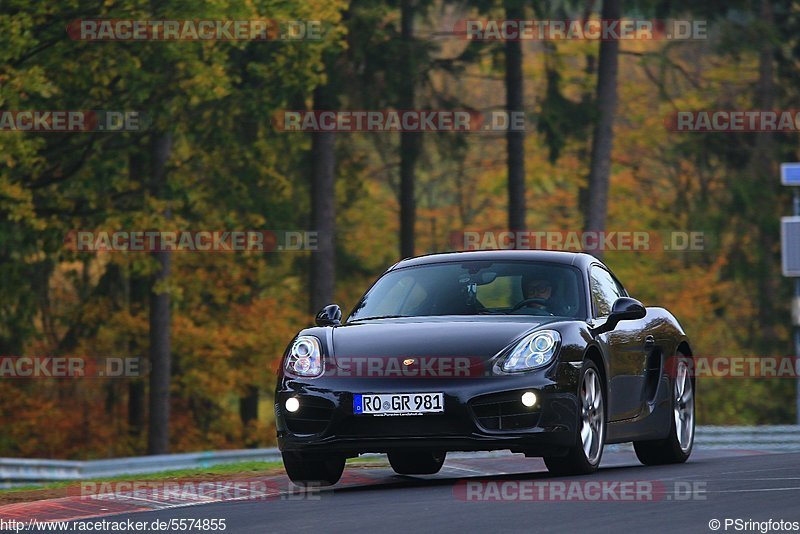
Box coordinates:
[331,316,556,368]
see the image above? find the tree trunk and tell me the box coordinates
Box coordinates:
[752,0,778,353]
[147,132,173,455]
[577,0,596,215]
[309,85,337,314]
[584,0,621,258]
[128,380,145,437]
[505,1,526,236]
[399,0,419,258]
[239,386,259,424]
[239,385,259,448]
[127,151,146,439]
[128,266,149,440]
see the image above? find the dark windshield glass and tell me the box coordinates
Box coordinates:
[348,261,586,320]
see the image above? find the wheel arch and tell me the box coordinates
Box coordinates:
[676,340,693,357]
[675,340,695,387]
[583,345,608,415]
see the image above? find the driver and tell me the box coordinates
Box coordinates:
[520,274,555,312]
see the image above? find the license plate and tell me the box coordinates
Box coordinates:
[353,393,444,415]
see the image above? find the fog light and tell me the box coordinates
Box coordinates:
[521,391,537,407]
[285,397,300,413]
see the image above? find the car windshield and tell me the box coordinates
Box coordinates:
[348,261,586,320]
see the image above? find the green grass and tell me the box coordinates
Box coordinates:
[0,456,387,496]
[0,460,283,496]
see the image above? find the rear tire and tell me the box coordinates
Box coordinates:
[388,451,446,475]
[282,452,346,486]
[544,361,605,476]
[634,354,694,465]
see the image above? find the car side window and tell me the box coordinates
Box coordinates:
[589,266,622,318]
[610,273,628,298]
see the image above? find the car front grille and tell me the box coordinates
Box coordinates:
[469,391,541,431]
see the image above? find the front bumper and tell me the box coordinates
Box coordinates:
[275,363,581,457]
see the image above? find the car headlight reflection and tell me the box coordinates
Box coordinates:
[501,330,561,372]
[285,336,323,377]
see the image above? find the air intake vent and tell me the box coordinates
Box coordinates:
[469,391,541,431]
[283,396,335,435]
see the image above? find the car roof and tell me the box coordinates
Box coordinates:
[390,250,599,271]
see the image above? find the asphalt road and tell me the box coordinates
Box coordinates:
[53,448,800,534]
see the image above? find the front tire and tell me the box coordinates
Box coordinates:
[634,355,694,465]
[282,452,346,486]
[388,451,446,475]
[544,361,605,475]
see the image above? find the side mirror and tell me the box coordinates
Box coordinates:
[593,297,646,335]
[315,304,342,327]
[610,297,646,322]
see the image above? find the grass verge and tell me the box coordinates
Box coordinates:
[0,456,386,506]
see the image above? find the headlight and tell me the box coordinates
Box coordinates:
[500,330,561,372]
[285,336,323,377]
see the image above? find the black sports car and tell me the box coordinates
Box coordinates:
[275,250,695,485]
